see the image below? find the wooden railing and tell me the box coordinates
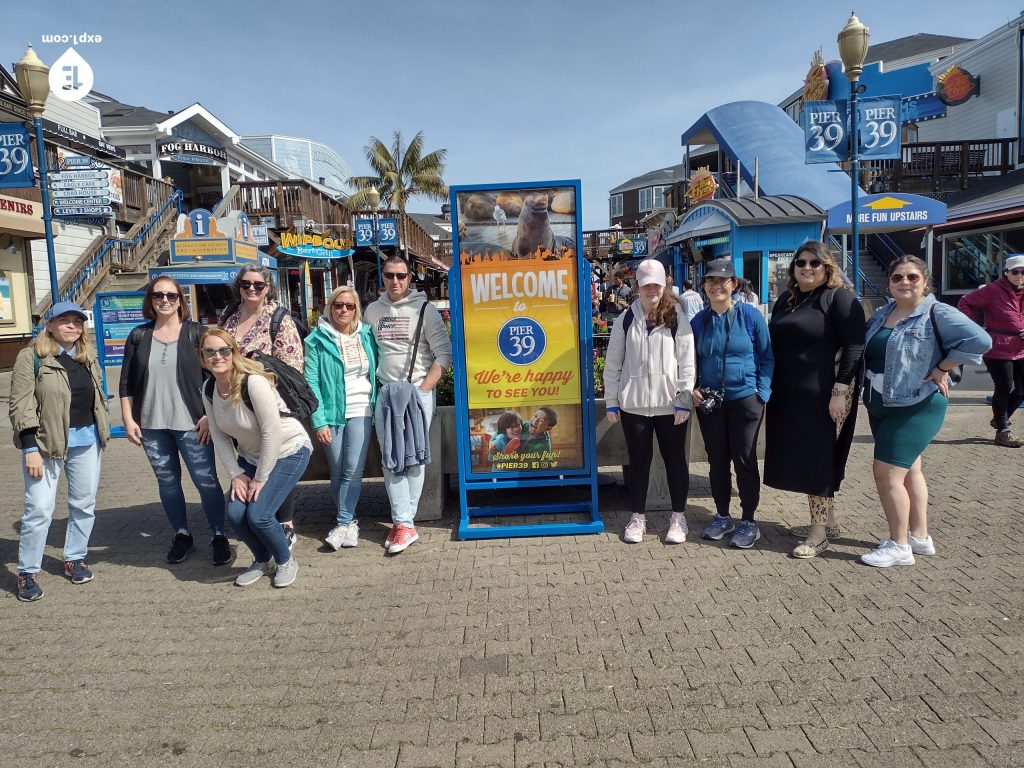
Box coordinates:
[860,138,1016,193]
[232,180,352,230]
[33,189,181,317]
[583,228,645,263]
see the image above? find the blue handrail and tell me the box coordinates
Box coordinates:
[57,190,183,304]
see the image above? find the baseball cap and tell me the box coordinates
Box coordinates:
[46,301,88,321]
[1005,254,1024,271]
[636,259,666,287]
[703,258,735,279]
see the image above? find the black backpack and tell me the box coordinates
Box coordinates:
[220,302,309,341]
[203,351,318,421]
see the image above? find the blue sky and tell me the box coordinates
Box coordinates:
[6,0,1019,228]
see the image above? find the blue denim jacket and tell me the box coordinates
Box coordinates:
[864,294,991,406]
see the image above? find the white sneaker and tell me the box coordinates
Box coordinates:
[325,522,359,551]
[908,532,936,556]
[665,513,688,544]
[861,539,915,568]
[623,514,646,543]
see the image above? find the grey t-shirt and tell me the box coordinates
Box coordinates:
[140,337,196,431]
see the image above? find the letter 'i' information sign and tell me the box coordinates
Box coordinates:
[449,179,602,539]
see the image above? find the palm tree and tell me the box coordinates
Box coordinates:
[347,130,448,213]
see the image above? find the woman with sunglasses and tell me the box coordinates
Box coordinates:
[304,286,378,550]
[860,256,990,567]
[200,330,311,587]
[220,265,304,549]
[11,302,110,602]
[764,241,865,559]
[120,277,230,566]
[957,254,1024,447]
[363,255,452,555]
[690,258,774,549]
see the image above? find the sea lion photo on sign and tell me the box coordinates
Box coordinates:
[510,190,555,258]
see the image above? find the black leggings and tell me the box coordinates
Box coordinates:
[988,359,1024,430]
[696,394,764,521]
[275,489,295,524]
[620,411,690,516]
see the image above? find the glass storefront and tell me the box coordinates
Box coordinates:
[943,223,1024,293]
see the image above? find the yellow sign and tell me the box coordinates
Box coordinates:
[279,232,349,252]
[687,167,718,203]
[864,196,912,210]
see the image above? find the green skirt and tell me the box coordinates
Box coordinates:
[864,389,947,469]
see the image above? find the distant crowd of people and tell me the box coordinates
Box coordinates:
[11,241,1011,603]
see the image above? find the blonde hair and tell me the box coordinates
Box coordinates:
[34,316,96,366]
[326,285,362,331]
[200,328,275,405]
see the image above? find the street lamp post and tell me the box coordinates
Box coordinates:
[365,185,384,290]
[15,46,60,308]
[838,12,870,298]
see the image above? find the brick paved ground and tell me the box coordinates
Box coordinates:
[1,369,1022,767]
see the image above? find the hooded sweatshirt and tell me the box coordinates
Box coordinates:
[363,289,453,386]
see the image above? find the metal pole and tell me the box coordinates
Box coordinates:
[375,211,383,290]
[849,79,861,298]
[32,116,60,304]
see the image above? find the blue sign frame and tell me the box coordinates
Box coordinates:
[0,123,35,189]
[449,178,602,540]
[94,290,148,438]
[827,192,947,232]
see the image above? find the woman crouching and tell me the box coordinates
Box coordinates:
[200,329,311,587]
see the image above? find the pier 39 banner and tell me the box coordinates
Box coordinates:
[452,181,586,476]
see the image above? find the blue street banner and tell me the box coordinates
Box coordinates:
[354,219,375,246]
[827,193,947,233]
[377,217,399,246]
[0,123,34,189]
[858,96,902,161]
[355,217,400,247]
[802,100,849,164]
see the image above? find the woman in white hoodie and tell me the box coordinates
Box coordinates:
[603,260,696,544]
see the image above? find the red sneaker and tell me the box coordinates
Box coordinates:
[388,524,419,554]
[384,525,399,551]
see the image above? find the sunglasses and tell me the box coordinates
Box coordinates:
[890,273,922,284]
[1009,269,1024,276]
[794,259,823,269]
[201,347,232,359]
[151,291,180,302]
[383,272,409,281]
[703,276,732,286]
[332,301,357,311]
[238,280,267,291]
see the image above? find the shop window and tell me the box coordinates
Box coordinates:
[0,269,15,325]
[944,232,1003,292]
[767,251,794,308]
[609,194,623,218]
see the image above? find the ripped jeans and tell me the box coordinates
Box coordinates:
[141,428,225,536]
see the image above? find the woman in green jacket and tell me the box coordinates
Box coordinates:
[304,285,378,550]
[9,302,111,602]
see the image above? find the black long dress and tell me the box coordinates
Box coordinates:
[764,285,866,497]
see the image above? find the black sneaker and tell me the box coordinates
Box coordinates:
[283,525,296,552]
[211,535,233,566]
[167,532,195,564]
[64,559,94,584]
[17,572,43,602]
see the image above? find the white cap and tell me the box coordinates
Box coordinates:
[636,259,666,287]
[1005,254,1024,271]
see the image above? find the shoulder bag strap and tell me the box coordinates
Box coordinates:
[406,303,429,383]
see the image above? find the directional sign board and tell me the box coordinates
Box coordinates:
[827,193,947,233]
[53,205,113,216]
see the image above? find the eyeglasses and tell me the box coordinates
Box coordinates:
[238,280,267,291]
[383,272,409,281]
[794,259,823,269]
[332,301,357,311]
[703,276,731,286]
[151,291,180,302]
[1009,269,1024,276]
[201,347,232,359]
[889,273,922,284]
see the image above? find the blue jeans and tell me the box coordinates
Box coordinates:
[141,428,225,535]
[321,416,373,526]
[226,447,311,565]
[18,442,102,573]
[375,389,434,526]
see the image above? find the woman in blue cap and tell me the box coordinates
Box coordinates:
[9,301,110,602]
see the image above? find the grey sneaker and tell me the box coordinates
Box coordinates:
[730,520,761,549]
[234,560,277,587]
[273,557,298,588]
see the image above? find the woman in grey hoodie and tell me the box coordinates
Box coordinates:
[363,256,452,554]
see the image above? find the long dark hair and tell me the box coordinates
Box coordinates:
[784,240,845,306]
[143,275,190,321]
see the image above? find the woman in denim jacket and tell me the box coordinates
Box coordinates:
[860,256,991,568]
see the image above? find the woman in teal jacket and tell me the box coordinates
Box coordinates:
[304,285,378,550]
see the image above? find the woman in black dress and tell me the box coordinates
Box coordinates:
[764,241,865,558]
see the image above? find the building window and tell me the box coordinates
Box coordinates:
[653,185,669,210]
[609,194,623,218]
[638,187,653,212]
[243,163,255,174]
